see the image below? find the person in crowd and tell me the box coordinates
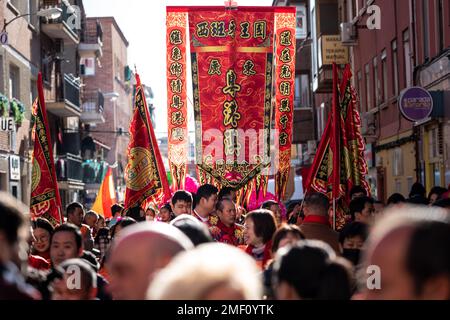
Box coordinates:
[0,192,41,300]
[95,215,106,235]
[298,192,340,254]
[171,190,193,217]
[94,227,111,261]
[50,224,83,268]
[158,203,174,222]
[66,202,94,251]
[261,200,283,226]
[193,184,218,226]
[83,211,99,232]
[286,202,301,224]
[170,214,214,246]
[338,222,368,266]
[348,196,375,224]
[407,182,428,205]
[110,217,136,239]
[349,185,368,200]
[373,200,384,215]
[125,204,146,222]
[107,222,193,299]
[428,186,448,206]
[109,203,124,228]
[49,258,97,300]
[433,198,450,211]
[80,250,111,300]
[236,205,247,225]
[271,224,305,255]
[218,186,237,203]
[31,217,54,262]
[145,205,156,221]
[272,240,353,300]
[209,198,244,246]
[147,243,262,300]
[28,229,51,271]
[362,205,450,300]
[386,193,406,206]
[243,209,277,269]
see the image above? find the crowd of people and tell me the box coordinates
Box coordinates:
[0,181,449,300]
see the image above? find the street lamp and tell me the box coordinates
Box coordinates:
[2,7,63,31]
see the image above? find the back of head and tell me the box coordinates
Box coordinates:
[0,192,28,263]
[170,214,213,246]
[350,185,368,199]
[125,205,145,222]
[272,224,305,253]
[261,200,278,210]
[218,187,235,201]
[387,193,406,205]
[304,192,329,216]
[409,182,426,198]
[80,250,100,272]
[111,203,124,217]
[273,240,352,300]
[85,210,98,220]
[148,243,262,300]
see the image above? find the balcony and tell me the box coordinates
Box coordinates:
[80,90,105,124]
[79,20,103,58]
[46,73,81,117]
[55,154,84,191]
[40,0,79,45]
[82,159,108,184]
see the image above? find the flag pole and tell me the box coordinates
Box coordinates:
[332,197,336,231]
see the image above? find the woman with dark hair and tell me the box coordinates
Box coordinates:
[272,240,353,300]
[158,203,174,222]
[271,224,305,254]
[243,209,277,269]
[31,217,54,262]
[427,186,448,206]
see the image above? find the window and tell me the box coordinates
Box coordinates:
[422,0,430,60]
[392,40,399,96]
[80,57,95,76]
[373,57,380,107]
[381,49,388,104]
[437,0,444,52]
[356,70,363,112]
[403,29,412,87]
[9,65,20,100]
[365,63,372,110]
[294,74,311,109]
[393,148,403,176]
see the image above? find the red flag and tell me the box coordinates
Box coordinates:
[124,73,171,210]
[30,73,63,227]
[91,167,115,218]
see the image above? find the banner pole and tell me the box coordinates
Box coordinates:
[332,197,336,231]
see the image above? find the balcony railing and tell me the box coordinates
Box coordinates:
[40,0,80,44]
[56,154,83,182]
[82,159,108,184]
[80,90,105,124]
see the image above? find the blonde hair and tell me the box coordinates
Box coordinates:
[147,243,262,300]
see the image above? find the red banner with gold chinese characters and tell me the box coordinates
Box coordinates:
[30,73,63,227]
[274,10,296,201]
[166,9,188,191]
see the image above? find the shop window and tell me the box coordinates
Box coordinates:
[393,148,403,176]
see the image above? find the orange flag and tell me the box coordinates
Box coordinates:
[30,73,63,226]
[91,167,116,218]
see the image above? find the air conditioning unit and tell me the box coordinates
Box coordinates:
[340,22,357,46]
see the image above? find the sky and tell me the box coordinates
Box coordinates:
[83,0,274,136]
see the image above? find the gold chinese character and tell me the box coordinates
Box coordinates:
[280,47,291,63]
[280,114,289,129]
[170,29,182,45]
[279,98,291,112]
[196,22,209,38]
[171,111,185,125]
[171,47,182,61]
[169,62,183,77]
[170,79,182,94]
[211,21,226,37]
[222,69,241,97]
[279,81,291,96]
[228,20,236,37]
[208,59,222,76]
[223,100,241,128]
[279,132,288,146]
[254,21,266,39]
[280,65,292,79]
[280,30,292,46]
[240,21,250,38]
[242,60,256,76]
[171,95,184,109]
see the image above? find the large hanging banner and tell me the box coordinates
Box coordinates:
[30,73,63,227]
[166,9,188,191]
[166,6,296,200]
[274,11,296,201]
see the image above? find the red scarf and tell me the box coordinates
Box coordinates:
[303,215,330,226]
[245,240,272,269]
